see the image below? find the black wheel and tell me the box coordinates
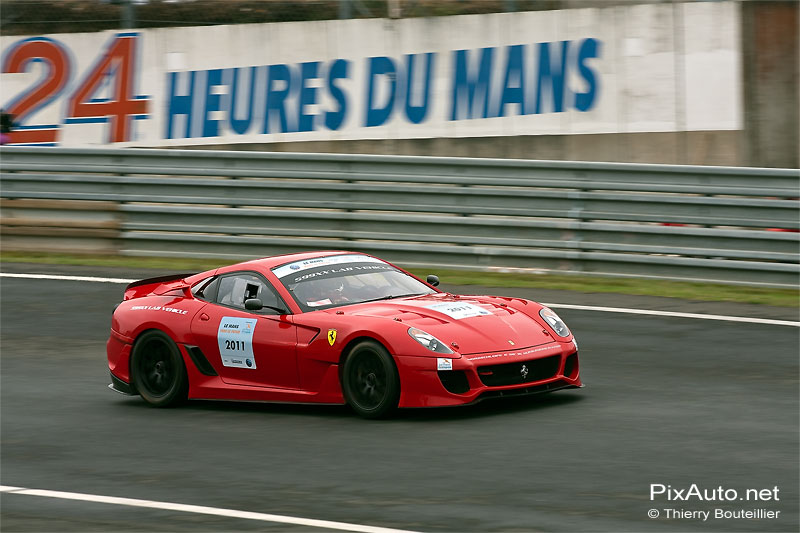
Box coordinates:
[130,330,188,407]
[342,340,400,419]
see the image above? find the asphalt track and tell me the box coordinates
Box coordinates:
[1,263,798,532]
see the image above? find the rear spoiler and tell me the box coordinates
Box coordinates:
[125,273,198,291]
[124,272,198,300]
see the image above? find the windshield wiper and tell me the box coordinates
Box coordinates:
[359,292,428,304]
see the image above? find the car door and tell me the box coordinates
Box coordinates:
[190,271,299,390]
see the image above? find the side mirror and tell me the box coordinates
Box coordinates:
[426,275,440,287]
[244,298,263,311]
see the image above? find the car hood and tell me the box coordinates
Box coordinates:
[343,293,556,355]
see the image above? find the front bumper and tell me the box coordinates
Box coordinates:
[394,343,582,408]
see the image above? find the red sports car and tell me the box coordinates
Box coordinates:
[108,251,582,418]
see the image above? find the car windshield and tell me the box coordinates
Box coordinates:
[272,254,435,312]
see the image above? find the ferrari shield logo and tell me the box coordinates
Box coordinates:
[327,329,337,346]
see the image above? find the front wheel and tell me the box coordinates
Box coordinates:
[342,340,400,419]
[130,330,188,407]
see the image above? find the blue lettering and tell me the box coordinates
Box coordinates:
[264,63,294,134]
[166,71,194,139]
[325,59,349,130]
[365,56,396,127]
[404,53,435,124]
[202,68,223,137]
[450,47,494,120]
[497,45,525,118]
[535,41,569,114]
[575,38,600,112]
[297,61,319,132]
[228,66,258,135]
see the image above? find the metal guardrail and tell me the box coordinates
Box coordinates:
[1,147,798,288]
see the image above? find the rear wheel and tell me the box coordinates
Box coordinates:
[342,340,400,419]
[130,330,188,407]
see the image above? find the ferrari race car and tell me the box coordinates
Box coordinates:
[108,251,582,418]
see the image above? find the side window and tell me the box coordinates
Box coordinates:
[191,276,219,301]
[215,273,284,314]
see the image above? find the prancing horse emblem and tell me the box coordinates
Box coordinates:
[327,329,337,346]
[520,364,529,379]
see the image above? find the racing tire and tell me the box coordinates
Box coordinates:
[342,340,400,419]
[130,330,188,407]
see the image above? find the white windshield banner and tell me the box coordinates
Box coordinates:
[272,254,386,279]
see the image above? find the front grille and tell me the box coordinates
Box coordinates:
[438,370,470,394]
[478,355,560,387]
[564,352,579,378]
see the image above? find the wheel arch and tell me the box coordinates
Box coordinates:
[128,326,183,376]
[337,335,400,387]
[338,335,386,373]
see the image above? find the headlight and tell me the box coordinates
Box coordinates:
[539,307,570,337]
[408,327,453,354]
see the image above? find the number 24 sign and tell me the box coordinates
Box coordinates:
[1,33,149,145]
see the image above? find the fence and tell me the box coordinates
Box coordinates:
[1,147,798,288]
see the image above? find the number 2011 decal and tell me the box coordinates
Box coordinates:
[1,33,150,145]
[217,317,257,369]
[224,339,247,351]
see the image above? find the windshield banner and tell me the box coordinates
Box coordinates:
[272,254,387,280]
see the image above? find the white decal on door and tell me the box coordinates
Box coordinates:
[217,316,257,369]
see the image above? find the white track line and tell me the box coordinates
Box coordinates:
[542,302,799,327]
[0,485,418,533]
[1,272,797,327]
[0,272,135,284]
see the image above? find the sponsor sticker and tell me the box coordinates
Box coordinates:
[467,343,559,361]
[217,316,257,369]
[426,302,491,320]
[437,358,453,371]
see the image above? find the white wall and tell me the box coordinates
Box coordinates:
[0,2,741,147]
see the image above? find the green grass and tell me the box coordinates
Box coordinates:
[425,269,799,308]
[2,251,797,308]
